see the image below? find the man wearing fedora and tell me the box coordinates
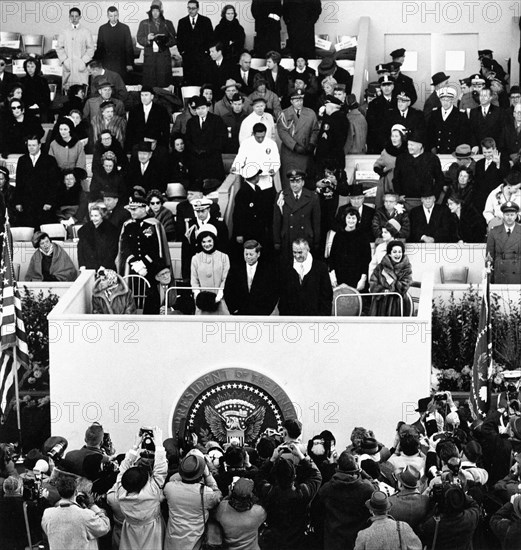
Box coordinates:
[118,190,171,284]
[185,95,227,180]
[445,144,476,187]
[86,59,127,102]
[486,201,521,284]
[354,490,422,549]
[317,57,353,91]
[125,86,170,151]
[427,87,470,154]
[388,467,430,533]
[214,79,245,117]
[423,71,450,124]
[82,80,125,121]
[278,88,319,190]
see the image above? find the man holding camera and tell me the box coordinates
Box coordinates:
[41,475,110,550]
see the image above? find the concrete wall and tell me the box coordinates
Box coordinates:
[48,270,434,454]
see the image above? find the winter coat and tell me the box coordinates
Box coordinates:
[213,18,246,61]
[56,25,95,87]
[48,136,87,172]
[26,244,78,282]
[78,220,120,271]
[329,229,371,288]
[154,207,176,242]
[369,254,412,316]
[91,273,136,314]
[354,516,422,550]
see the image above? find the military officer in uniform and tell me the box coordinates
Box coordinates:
[427,87,470,154]
[278,88,319,190]
[486,201,521,284]
[366,75,397,153]
[117,194,171,285]
[273,169,321,260]
[315,95,349,173]
[388,53,418,106]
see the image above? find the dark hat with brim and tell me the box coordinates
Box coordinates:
[500,201,520,214]
[96,81,114,90]
[290,89,306,100]
[416,396,431,412]
[179,454,205,481]
[141,85,155,94]
[452,144,472,158]
[324,94,343,106]
[359,437,380,455]
[348,184,364,197]
[137,141,153,153]
[102,190,119,199]
[408,128,425,145]
[390,48,406,59]
[191,96,210,108]
[318,57,337,76]
[431,72,450,86]
[287,169,306,179]
[398,466,420,488]
[366,490,392,513]
[478,49,493,58]
[203,178,222,193]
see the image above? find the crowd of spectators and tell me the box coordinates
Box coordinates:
[2,390,521,549]
[1,3,521,306]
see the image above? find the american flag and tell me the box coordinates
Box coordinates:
[0,222,29,418]
[469,267,493,420]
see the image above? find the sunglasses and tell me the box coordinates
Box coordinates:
[11,106,22,110]
[0,62,6,67]
[149,200,161,205]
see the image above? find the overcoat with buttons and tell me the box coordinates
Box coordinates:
[486,223,521,283]
[273,187,321,254]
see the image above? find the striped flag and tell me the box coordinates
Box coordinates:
[469,268,493,420]
[0,222,29,418]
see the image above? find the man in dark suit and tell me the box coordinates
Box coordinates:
[473,137,510,213]
[0,56,18,107]
[366,75,397,153]
[125,141,167,194]
[409,187,451,243]
[14,136,59,229]
[469,87,503,153]
[206,42,235,97]
[95,6,135,81]
[125,86,170,151]
[337,184,374,240]
[229,52,259,96]
[278,238,332,316]
[87,59,127,102]
[177,0,214,85]
[283,0,322,60]
[185,96,227,180]
[388,91,424,135]
[224,240,279,315]
[273,169,321,258]
[251,0,282,57]
[410,397,433,436]
[486,201,521,284]
[315,95,350,172]
[388,52,418,106]
[427,87,470,154]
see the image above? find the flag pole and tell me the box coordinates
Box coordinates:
[485,254,493,408]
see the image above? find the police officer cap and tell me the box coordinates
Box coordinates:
[287,169,306,180]
[390,48,406,59]
[500,201,520,214]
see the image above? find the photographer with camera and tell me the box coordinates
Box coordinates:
[41,475,110,550]
[214,444,258,497]
[115,426,167,550]
[257,441,321,549]
[163,447,222,550]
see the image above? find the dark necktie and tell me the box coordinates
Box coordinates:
[191,17,196,28]
[296,109,301,118]
[507,228,512,237]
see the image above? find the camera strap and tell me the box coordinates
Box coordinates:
[430,515,440,550]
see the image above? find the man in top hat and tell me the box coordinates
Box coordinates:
[185,95,227,181]
[354,490,422,549]
[177,0,214,85]
[366,75,397,153]
[126,141,168,194]
[317,57,353,91]
[423,71,450,124]
[87,59,127,102]
[214,79,245,118]
[486,201,521,284]
[469,86,503,153]
[393,128,445,209]
[232,166,276,253]
[344,93,368,154]
[224,239,279,315]
[427,86,470,154]
[388,57,418,106]
[273,169,321,259]
[220,93,248,154]
[117,189,171,284]
[125,86,170,151]
[409,186,451,243]
[180,195,228,280]
[389,91,424,134]
[82,80,125,121]
[277,88,319,189]
[388,467,431,532]
[315,95,350,173]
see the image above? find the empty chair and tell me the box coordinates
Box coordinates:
[163,202,179,216]
[250,58,266,70]
[166,183,187,200]
[10,227,34,241]
[181,86,201,103]
[39,223,67,241]
[280,59,294,71]
[0,31,21,49]
[123,274,150,314]
[440,266,469,284]
[21,34,45,55]
[332,284,362,316]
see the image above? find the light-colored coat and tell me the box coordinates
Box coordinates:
[116,447,168,550]
[354,515,422,550]
[56,25,95,88]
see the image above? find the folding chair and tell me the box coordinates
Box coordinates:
[166,183,187,200]
[181,86,201,103]
[123,274,150,313]
[10,226,34,241]
[440,266,469,284]
[40,223,67,240]
[332,284,363,316]
[0,31,21,49]
[21,33,45,55]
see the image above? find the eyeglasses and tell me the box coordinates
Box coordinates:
[149,200,161,205]
[11,106,21,111]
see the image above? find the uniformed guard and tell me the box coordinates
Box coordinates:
[486,201,521,284]
[315,95,349,172]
